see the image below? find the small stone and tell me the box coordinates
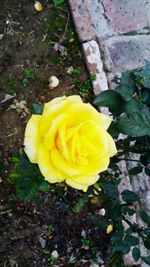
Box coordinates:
[48,76,59,89]
[81,229,86,237]
[98,208,106,216]
[0,34,3,40]
[68,38,75,43]
[51,250,58,259]
[66,66,74,74]
[39,236,46,248]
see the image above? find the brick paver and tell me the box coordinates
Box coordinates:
[82,40,108,95]
[100,34,150,73]
[101,0,149,33]
[68,0,96,42]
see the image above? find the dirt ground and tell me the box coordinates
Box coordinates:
[0,1,109,266]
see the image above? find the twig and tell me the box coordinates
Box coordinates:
[59,12,69,44]
[118,158,140,162]
[56,7,68,14]
[0,209,12,215]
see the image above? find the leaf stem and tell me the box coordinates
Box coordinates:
[117,158,140,162]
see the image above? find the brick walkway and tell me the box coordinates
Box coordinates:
[69,1,150,266]
[69,0,150,94]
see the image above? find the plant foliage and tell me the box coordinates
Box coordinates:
[94,60,150,264]
[9,60,150,265]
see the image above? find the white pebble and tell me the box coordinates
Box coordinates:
[48,76,59,88]
[51,250,58,259]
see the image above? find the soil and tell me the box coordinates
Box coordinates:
[0,1,109,266]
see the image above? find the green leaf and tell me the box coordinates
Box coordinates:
[39,181,52,192]
[107,200,122,220]
[0,163,4,174]
[128,208,136,216]
[145,167,150,176]
[140,155,149,166]
[111,232,123,242]
[53,0,64,6]
[108,122,119,138]
[9,152,50,202]
[134,68,150,79]
[117,111,150,137]
[16,175,40,201]
[30,103,43,115]
[34,196,43,205]
[101,182,119,198]
[112,244,130,255]
[16,154,43,179]
[73,195,89,213]
[134,61,150,89]
[116,84,133,101]
[132,247,141,261]
[144,235,150,249]
[125,99,144,114]
[139,211,150,223]
[121,190,140,203]
[124,235,139,246]
[142,255,150,265]
[121,206,135,216]
[145,60,150,70]
[89,215,106,231]
[94,90,125,116]
[125,227,133,235]
[142,90,150,103]
[120,70,135,88]
[129,166,143,175]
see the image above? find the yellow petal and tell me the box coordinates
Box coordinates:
[78,156,110,176]
[106,132,117,157]
[37,143,65,183]
[66,124,82,141]
[66,102,111,130]
[43,96,66,112]
[40,101,72,136]
[99,113,112,130]
[56,124,69,161]
[24,115,41,137]
[77,156,88,166]
[51,148,80,177]
[80,121,109,156]
[67,95,82,103]
[66,178,88,192]
[67,103,101,126]
[43,114,70,150]
[71,174,99,186]
[24,115,41,163]
[43,95,82,115]
[80,136,97,156]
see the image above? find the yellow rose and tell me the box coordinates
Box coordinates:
[24,95,117,192]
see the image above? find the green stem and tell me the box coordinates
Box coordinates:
[123,216,143,237]
[117,158,140,162]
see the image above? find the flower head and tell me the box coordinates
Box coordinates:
[24,95,117,191]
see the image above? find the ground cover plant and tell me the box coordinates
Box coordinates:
[1,1,150,267]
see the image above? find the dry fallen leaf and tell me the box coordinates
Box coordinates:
[34,1,43,12]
